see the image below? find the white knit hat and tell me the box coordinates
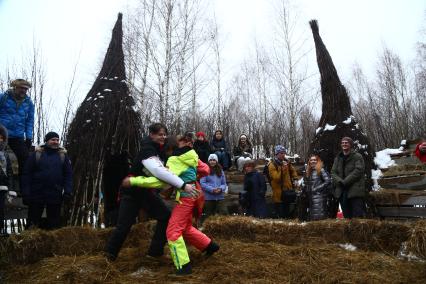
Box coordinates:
[208,154,219,162]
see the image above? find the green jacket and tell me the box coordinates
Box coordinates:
[331,150,366,199]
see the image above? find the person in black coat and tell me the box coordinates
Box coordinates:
[241,160,267,218]
[21,132,73,229]
[193,131,211,163]
[210,130,230,170]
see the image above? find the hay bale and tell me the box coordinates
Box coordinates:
[3,239,426,284]
[0,223,152,265]
[203,216,411,255]
[406,220,426,259]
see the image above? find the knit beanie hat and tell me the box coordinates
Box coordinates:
[44,132,60,142]
[208,154,219,162]
[274,145,287,155]
[196,131,206,138]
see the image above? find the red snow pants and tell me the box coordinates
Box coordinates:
[166,195,211,251]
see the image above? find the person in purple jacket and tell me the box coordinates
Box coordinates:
[200,154,228,223]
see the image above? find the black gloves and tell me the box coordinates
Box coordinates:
[25,139,32,149]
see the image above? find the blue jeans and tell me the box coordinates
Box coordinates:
[214,151,229,169]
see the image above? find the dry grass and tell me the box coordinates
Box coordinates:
[1,217,426,283]
[406,220,426,259]
[203,216,411,255]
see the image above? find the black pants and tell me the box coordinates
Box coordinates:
[339,191,366,218]
[0,191,6,233]
[27,202,62,230]
[106,189,171,258]
[7,138,29,189]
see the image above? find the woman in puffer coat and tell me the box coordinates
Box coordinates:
[303,155,331,221]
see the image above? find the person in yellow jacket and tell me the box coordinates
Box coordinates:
[129,133,219,275]
[268,145,299,218]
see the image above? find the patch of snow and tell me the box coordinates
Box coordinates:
[338,243,357,251]
[86,97,92,101]
[114,76,118,79]
[343,116,355,124]
[398,242,424,262]
[355,124,359,129]
[374,148,402,169]
[316,127,323,134]
[371,169,382,191]
[324,124,336,131]
[103,89,112,92]
[400,139,407,146]
[99,96,104,99]
[86,120,91,123]
[96,92,101,96]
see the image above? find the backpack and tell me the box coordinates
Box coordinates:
[262,160,278,184]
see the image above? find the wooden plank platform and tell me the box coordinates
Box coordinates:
[376,206,426,218]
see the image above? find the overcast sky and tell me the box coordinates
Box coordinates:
[0,0,424,128]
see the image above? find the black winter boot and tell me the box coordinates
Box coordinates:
[176,262,192,275]
[204,241,220,256]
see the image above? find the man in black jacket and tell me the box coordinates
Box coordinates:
[105,123,197,261]
[21,132,73,229]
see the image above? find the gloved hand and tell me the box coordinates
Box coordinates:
[25,139,32,149]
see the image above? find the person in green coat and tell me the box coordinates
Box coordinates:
[331,137,366,218]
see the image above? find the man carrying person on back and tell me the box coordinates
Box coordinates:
[105,123,198,261]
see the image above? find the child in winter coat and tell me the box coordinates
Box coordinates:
[200,154,228,222]
[129,132,219,275]
[0,125,14,236]
[241,160,267,218]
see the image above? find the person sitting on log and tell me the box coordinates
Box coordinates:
[233,134,253,172]
[303,155,331,221]
[125,132,220,275]
[414,140,426,163]
[210,130,230,170]
[193,131,211,164]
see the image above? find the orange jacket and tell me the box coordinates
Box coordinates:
[268,160,298,203]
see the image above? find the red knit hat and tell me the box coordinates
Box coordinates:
[196,131,206,138]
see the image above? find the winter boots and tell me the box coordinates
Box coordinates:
[204,241,220,256]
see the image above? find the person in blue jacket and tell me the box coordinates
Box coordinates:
[200,154,228,223]
[242,160,267,218]
[21,132,73,229]
[0,79,35,186]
